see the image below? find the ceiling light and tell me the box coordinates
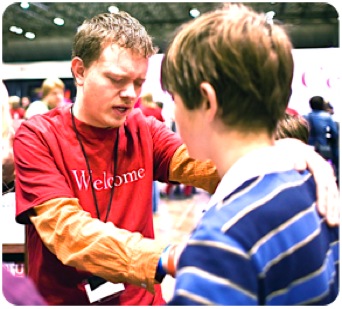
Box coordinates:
[54,17,65,26]
[25,32,35,39]
[108,6,119,14]
[20,2,29,9]
[189,8,200,18]
[9,26,23,34]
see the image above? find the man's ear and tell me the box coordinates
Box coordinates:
[200,82,218,122]
[71,57,85,86]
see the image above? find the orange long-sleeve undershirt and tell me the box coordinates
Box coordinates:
[29,144,220,293]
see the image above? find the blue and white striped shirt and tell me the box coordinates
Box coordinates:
[169,147,339,305]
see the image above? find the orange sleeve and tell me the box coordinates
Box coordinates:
[168,144,220,194]
[30,198,166,293]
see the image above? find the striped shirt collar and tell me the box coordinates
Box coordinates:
[207,145,299,211]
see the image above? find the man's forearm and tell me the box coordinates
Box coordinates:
[169,144,220,194]
[29,197,165,293]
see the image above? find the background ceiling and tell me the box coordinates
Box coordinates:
[2,2,340,63]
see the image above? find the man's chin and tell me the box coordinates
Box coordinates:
[106,117,126,129]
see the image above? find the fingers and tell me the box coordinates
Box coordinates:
[309,152,340,226]
[275,138,309,171]
[276,139,340,226]
[319,176,340,226]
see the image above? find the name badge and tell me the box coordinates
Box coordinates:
[84,276,125,303]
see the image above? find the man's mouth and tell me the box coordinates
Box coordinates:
[117,107,128,112]
[112,106,131,116]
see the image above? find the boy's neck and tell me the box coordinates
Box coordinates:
[211,130,274,178]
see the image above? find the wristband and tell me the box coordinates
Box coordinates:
[167,244,177,277]
[156,256,167,276]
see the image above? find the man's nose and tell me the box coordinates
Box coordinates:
[120,83,136,100]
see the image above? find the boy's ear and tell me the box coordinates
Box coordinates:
[200,82,218,122]
[71,57,85,86]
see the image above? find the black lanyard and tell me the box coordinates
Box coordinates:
[70,104,119,222]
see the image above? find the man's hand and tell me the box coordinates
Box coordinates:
[276,138,340,226]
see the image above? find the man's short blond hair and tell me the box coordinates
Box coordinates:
[41,77,65,99]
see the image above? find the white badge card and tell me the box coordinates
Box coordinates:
[84,280,125,303]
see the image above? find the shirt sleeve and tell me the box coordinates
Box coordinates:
[29,197,166,293]
[169,144,220,194]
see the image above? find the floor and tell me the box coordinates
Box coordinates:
[153,184,211,302]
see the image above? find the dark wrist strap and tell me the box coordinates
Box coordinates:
[154,246,170,283]
[155,257,166,283]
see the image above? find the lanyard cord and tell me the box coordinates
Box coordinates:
[70,104,119,222]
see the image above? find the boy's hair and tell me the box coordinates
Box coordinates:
[72,11,158,68]
[41,78,65,99]
[275,113,309,143]
[161,3,294,135]
[8,96,21,109]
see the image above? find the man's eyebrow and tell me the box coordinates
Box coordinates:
[106,72,146,81]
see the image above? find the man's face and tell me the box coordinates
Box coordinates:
[45,87,64,109]
[77,44,148,128]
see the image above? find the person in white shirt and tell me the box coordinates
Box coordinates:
[25,77,65,119]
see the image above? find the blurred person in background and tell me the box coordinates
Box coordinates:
[139,92,165,214]
[324,101,335,117]
[161,3,339,305]
[20,96,31,110]
[2,265,47,305]
[139,92,164,122]
[8,95,25,120]
[324,101,339,179]
[155,101,164,109]
[304,96,339,183]
[8,95,26,133]
[285,106,299,116]
[275,112,310,143]
[2,82,16,194]
[1,80,47,305]
[25,77,65,119]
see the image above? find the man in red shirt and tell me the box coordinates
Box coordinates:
[13,11,339,306]
[8,96,25,120]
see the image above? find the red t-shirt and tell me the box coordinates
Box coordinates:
[10,107,26,120]
[140,105,165,122]
[14,105,182,305]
